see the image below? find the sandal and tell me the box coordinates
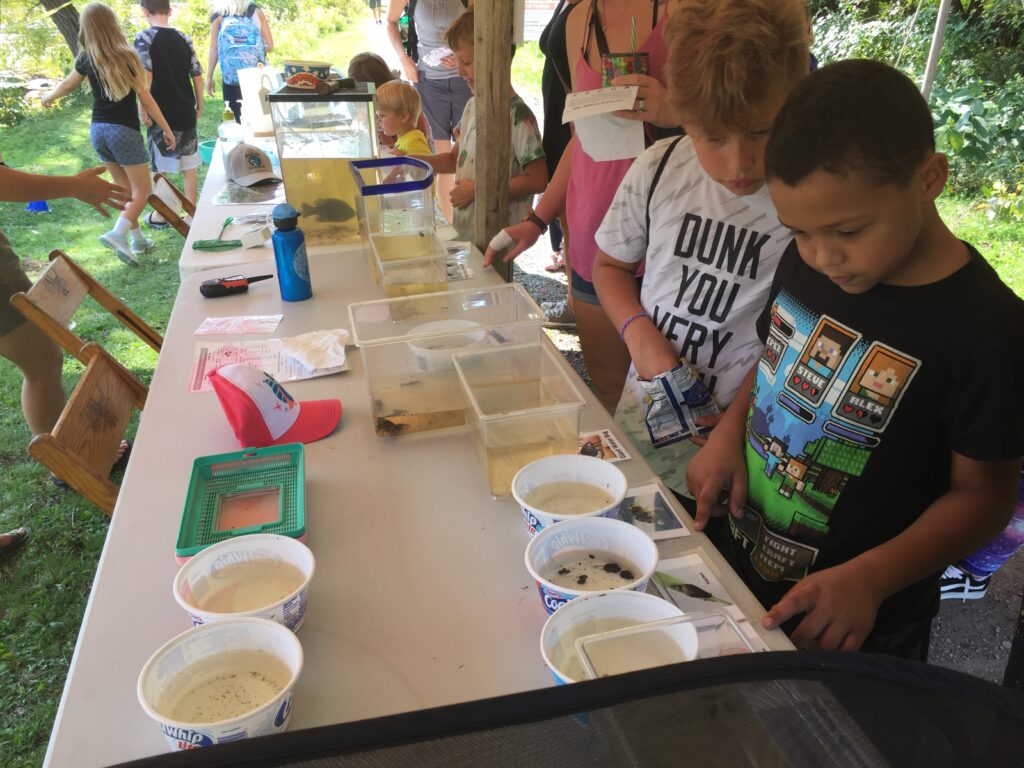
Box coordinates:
[145,211,170,230]
[544,251,565,273]
[50,439,133,489]
[0,527,30,562]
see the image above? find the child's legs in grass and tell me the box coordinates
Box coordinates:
[0,322,65,436]
[183,168,198,204]
[106,162,151,229]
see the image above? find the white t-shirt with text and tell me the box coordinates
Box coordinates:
[596,136,793,495]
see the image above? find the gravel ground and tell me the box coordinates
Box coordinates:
[510,241,1022,685]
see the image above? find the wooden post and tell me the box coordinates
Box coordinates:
[474,0,514,282]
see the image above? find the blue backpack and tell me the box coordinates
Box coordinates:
[218,5,266,86]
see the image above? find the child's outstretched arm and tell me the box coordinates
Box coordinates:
[484,138,572,266]
[765,454,1023,651]
[40,71,85,108]
[408,140,459,174]
[685,363,757,531]
[593,250,677,380]
[0,165,129,215]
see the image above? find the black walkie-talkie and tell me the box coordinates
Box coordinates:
[199,274,273,298]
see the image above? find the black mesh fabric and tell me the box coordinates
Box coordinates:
[114,651,1024,768]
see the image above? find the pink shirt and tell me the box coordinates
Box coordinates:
[566,11,669,282]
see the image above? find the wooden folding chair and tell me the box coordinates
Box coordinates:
[10,249,163,365]
[29,343,148,515]
[146,172,196,237]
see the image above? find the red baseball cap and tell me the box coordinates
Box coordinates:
[208,364,341,448]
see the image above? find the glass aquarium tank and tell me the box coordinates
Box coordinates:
[268,81,377,246]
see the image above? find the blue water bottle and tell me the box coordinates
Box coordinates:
[271,203,312,302]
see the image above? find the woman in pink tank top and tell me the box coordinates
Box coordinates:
[486,0,681,411]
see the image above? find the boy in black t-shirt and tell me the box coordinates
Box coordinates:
[687,60,1024,660]
[134,0,204,229]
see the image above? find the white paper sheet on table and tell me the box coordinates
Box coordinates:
[611,482,689,541]
[189,337,348,393]
[652,552,771,652]
[279,328,350,371]
[195,315,283,335]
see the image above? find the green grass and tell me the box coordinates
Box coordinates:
[1,35,1023,768]
[0,89,223,768]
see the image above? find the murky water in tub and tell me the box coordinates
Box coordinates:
[372,371,467,436]
[525,481,615,516]
[193,560,305,613]
[161,650,290,723]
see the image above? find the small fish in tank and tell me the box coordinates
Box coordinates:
[301,198,356,222]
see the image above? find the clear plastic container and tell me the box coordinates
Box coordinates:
[349,284,545,438]
[350,157,435,239]
[350,158,437,286]
[453,342,586,497]
[268,81,377,246]
[575,611,755,680]
[370,231,448,297]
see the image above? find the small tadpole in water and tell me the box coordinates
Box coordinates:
[375,417,407,436]
[558,567,570,575]
[619,570,634,581]
[587,554,596,559]
[576,575,588,585]
[399,379,423,388]
[603,562,622,573]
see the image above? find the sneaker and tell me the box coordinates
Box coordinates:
[131,235,155,255]
[144,211,170,230]
[939,564,991,601]
[99,230,139,266]
[542,299,576,328]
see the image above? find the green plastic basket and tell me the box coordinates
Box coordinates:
[176,444,305,561]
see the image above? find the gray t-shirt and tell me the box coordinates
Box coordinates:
[415,0,464,80]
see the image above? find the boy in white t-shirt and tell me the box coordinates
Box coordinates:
[592,0,811,505]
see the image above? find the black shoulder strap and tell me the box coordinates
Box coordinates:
[646,136,683,239]
[245,3,258,18]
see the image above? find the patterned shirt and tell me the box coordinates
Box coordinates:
[452,94,545,240]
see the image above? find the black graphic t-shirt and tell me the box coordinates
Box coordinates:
[715,241,1024,634]
[134,27,203,131]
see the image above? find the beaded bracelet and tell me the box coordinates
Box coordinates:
[619,311,648,341]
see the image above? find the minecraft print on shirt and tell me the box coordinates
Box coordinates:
[728,290,921,582]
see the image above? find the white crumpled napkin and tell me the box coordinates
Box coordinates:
[280,328,351,374]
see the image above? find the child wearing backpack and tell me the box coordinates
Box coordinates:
[592,0,809,502]
[206,0,273,122]
[41,1,176,266]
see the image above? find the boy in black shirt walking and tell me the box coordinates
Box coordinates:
[687,59,1024,660]
[135,0,204,228]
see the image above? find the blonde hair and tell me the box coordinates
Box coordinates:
[665,0,810,131]
[375,80,422,125]
[212,0,251,16]
[78,3,141,103]
[444,6,475,51]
